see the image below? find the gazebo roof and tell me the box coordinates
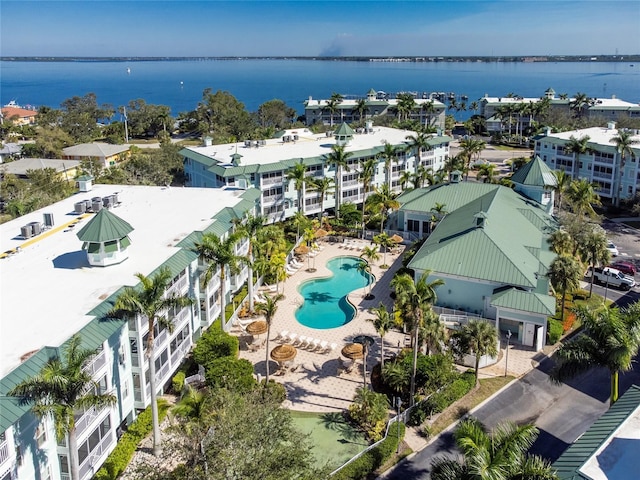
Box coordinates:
[334,123,355,137]
[76,208,134,242]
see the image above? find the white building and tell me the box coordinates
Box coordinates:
[181,124,451,223]
[303,88,447,130]
[0,184,258,480]
[480,88,640,134]
[534,123,640,202]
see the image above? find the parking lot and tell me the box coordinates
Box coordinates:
[590,219,640,307]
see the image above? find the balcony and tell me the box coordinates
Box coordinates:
[83,349,107,376]
[170,339,191,367]
[0,439,10,468]
[261,176,283,186]
[78,432,114,480]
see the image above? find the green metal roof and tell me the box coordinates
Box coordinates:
[76,208,134,242]
[334,123,355,136]
[179,147,219,167]
[510,156,557,187]
[407,183,557,288]
[0,312,126,434]
[553,385,640,479]
[491,288,556,316]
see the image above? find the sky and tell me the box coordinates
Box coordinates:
[1,0,639,57]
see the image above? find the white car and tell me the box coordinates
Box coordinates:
[607,241,619,257]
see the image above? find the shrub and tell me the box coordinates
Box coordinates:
[332,422,405,480]
[563,311,577,332]
[259,379,287,403]
[547,318,564,344]
[93,400,170,480]
[193,326,239,368]
[205,357,256,392]
[171,371,185,394]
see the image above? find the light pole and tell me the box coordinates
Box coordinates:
[504,330,512,377]
[395,397,403,453]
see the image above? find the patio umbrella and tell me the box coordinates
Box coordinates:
[390,234,403,243]
[246,320,268,336]
[270,344,297,363]
[341,342,364,360]
[314,228,328,239]
[295,244,310,255]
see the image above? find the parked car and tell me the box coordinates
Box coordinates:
[607,241,619,257]
[585,266,635,290]
[609,261,636,276]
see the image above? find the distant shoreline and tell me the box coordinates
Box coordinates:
[2,55,640,63]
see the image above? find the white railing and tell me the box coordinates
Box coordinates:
[261,176,283,186]
[0,440,10,465]
[170,339,191,366]
[74,406,100,438]
[78,433,114,480]
[594,155,614,165]
[171,307,189,329]
[153,329,168,350]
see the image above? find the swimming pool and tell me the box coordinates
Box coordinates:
[295,256,373,329]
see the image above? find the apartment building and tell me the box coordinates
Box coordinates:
[0,184,257,480]
[534,123,640,202]
[303,88,447,130]
[181,124,451,224]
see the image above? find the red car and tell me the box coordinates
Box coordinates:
[609,261,636,276]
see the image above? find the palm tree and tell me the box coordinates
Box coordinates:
[399,170,413,190]
[372,232,394,266]
[405,131,433,174]
[547,254,582,323]
[451,319,498,383]
[419,309,447,356]
[234,213,265,312]
[391,271,444,405]
[255,293,284,385]
[172,386,211,437]
[354,97,368,123]
[368,184,400,233]
[357,260,374,299]
[286,161,310,215]
[369,303,395,368]
[307,176,335,221]
[431,417,557,480]
[563,135,592,178]
[476,163,498,183]
[325,92,343,126]
[377,141,398,190]
[9,334,117,480]
[291,210,312,242]
[551,304,640,405]
[193,232,244,330]
[469,101,479,115]
[553,169,572,211]
[577,225,611,297]
[382,361,409,395]
[548,229,574,256]
[113,268,192,455]
[359,156,377,237]
[611,129,639,207]
[324,144,352,221]
[360,245,381,267]
[422,100,437,128]
[565,178,601,219]
[570,92,592,119]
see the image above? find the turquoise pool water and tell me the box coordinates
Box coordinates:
[296,256,373,329]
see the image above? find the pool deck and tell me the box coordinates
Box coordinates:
[236,239,408,413]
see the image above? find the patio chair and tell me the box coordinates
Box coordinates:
[288,332,298,344]
[310,338,322,350]
[297,335,308,347]
[319,340,329,351]
[325,342,338,354]
[276,330,289,342]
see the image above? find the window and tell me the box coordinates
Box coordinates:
[407,219,420,232]
[36,422,47,447]
[59,455,70,476]
[78,417,111,465]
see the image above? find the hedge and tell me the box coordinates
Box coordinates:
[192,326,239,369]
[93,400,170,480]
[332,422,405,480]
[409,372,476,426]
[547,318,564,345]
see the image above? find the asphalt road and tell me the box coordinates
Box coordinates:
[384,221,640,479]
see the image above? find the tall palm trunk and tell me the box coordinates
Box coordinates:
[69,428,80,480]
[335,166,342,220]
[146,320,162,455]
[611,370,619,405]
[219,268,227,329]
[410,309,421,407]
[247,251,255,312]
[265,323,272,384]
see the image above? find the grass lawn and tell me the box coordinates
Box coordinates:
[290,411,369,470]
[428,376,515,437]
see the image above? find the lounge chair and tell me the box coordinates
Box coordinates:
[327,342,338,353]
[290,259,304,267]
[297,335,308,347]
[319,340,328,351]
[288,333,298,344]
[277,330,289,342]
[261,284,278,292]
[309,338,321,350]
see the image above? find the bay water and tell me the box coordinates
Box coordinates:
[1,59,638,119]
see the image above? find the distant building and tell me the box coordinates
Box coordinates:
[62,143,131,169]
[0,157,80,179]
[304,88,447,130]
[533,123,640,202]
[0,105,38,126]
[180,124,451,223]
[480,89,640,135]
[0,143,22,163]
[0,184,258,480]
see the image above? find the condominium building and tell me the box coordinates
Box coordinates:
[181,124,451,224]
[303,88,447,130]
[534,123,640,201]
[0,184,258,480]
[480,88,640,134]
